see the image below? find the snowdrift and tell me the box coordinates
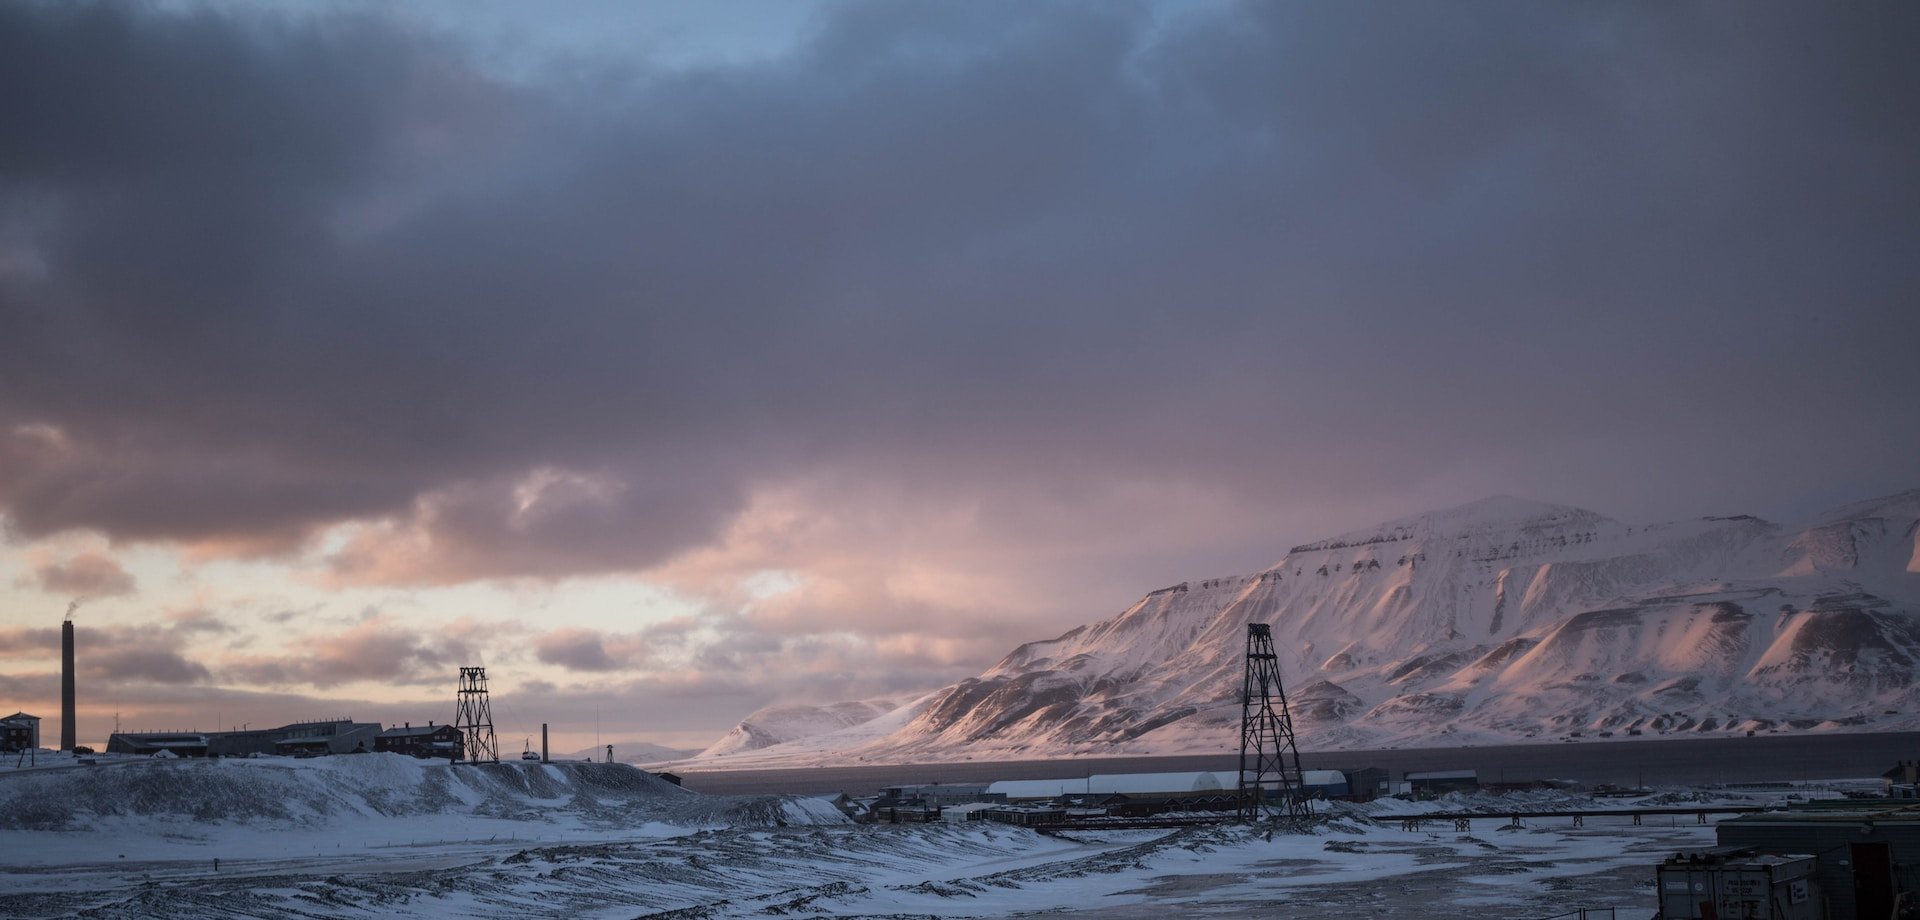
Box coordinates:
[0,754,841,836]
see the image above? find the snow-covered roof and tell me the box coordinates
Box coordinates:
[1,712,40,722]
[988,778,1081,800]
[1301,770,1347,786]
[1093,771,1238,795]
[884,783,989,794]
[940,803,998,816]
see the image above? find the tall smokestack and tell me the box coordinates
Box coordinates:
[61,616,75,751]
[541,723,548,764]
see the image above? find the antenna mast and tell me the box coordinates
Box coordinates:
[1238,622,1309,821]
[452,666,498,764]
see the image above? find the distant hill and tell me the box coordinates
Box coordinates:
[560,740,702,764]
[694,698,908,760]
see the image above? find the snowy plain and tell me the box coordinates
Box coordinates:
[0,751,1853,919]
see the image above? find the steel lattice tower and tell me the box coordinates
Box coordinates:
[1238,623,1309,821]
[452,666,499,763]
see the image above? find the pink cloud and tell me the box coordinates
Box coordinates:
[28,551,137,597]
[534,628,619,671]
[0,622,209,685]
[221,615,473,689]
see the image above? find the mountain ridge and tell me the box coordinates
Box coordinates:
[679,489,1920,768]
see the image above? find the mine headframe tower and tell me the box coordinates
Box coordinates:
[1238,622,1309,821]
[452,666,499,764]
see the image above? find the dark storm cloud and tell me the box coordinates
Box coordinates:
[0,1,1914,583]
[220,615,475,688]
[86,646,210,684]
[166,607,234,634]
[0,622,210,684]
[27,551,136,596]
[533,628,623,672]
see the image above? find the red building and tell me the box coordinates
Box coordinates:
[375,722,463,758]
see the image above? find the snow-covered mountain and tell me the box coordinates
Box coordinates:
[686,489,1920,767]
[696,698,908,759]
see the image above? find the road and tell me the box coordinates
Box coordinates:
[674,730,1920,796]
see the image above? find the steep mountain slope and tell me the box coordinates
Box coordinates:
[689,490,1920,767]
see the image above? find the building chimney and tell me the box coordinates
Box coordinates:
[541,723,548,763]
[61,618,75,751]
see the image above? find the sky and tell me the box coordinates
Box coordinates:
[0,1,1915,753]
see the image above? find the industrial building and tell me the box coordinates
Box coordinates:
[940,802,999,823]
[989,771,1243,802]
[877,783,1000,807]
[107,719,382,757]
[1098,789,1240,818]
[1341,767,1391,799]
[858,768,1386,825]
[865,784,1003,823]
[1656,849,1820,920]
[374,722,463,758]
[978,804,1072,826]
[1298,769,1351,797]
[106,732,211,757]
[1709,802,1920,920]
[1406,769,1480,795]
[273,721,379,756]
[1,712,40,752]
[983,768,1378,806]
[1883,760,1920,798]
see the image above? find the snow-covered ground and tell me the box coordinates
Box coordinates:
[0,752,835,864]
[0,805,1720,919]
[0,750,1859,919]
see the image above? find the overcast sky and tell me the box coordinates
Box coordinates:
[1,0,1914,751]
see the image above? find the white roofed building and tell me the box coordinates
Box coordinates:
[989,771,1241,802]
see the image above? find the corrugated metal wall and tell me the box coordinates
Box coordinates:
[1719,820,1920,919]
